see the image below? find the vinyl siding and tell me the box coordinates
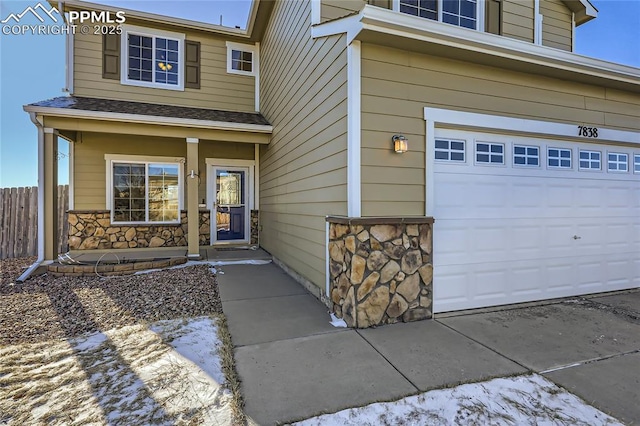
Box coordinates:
[320,0,366,22]
[541,0,572,51]
[260,0,348,290]
[73,28,256,112]
[502,0,534,42]
[73,132,254,210]
[360,43,640,216]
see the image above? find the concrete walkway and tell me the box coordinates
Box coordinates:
[216,262,640,425]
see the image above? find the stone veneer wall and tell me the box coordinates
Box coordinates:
[327,216,434,328]
[251,210,259,244]
[68,210,211,250]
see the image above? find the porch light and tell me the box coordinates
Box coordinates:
[393,134,408,153]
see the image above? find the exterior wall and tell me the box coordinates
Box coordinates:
[360,43,640,216]
[72,132,255,210]
[320,0,366,22]
[328,217,434,328]
[502,0,535,42]
[260,0,349,290]
[73,24,256,112]
[541,0,573,51]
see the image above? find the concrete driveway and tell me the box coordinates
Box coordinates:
[216,262,640,425]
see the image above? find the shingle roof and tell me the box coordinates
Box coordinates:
[27,96,271,126]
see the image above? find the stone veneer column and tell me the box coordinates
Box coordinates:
[327,216,434,328]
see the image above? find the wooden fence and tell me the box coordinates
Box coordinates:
[0,185,69,259]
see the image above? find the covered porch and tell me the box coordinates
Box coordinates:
[23,96,272,270]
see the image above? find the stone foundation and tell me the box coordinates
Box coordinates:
[327,216,435,328]
[68,210,211,250]
[251,210,259,244]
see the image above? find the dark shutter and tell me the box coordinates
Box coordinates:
[485,0,502,35]
[185,40,201,89]
[102,33,120,80]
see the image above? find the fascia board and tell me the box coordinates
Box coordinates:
[23,105,273,134]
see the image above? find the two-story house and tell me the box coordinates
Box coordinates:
[26,0,639,328]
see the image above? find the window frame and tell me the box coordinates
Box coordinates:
[547,147,572,169]
[607,152,628,173]
[475,141,505,165]
[226,41,257,76]
[120,25,185,91]
[105,154,184,225]
[634,154,640,174]
[513,144,540,167]
[434,138,466,162]
[393,0,485,31]
[578,149,601,171]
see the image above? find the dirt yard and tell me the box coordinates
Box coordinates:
[0,258,244,425]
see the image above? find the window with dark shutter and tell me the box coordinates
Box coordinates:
[185,40,201,89]
[103,33,120,80]
[485,0,502,35]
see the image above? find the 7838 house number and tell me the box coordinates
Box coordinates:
[578,125,599,138]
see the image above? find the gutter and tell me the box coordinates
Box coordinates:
[17,113,47,282]
[22,105,274,134]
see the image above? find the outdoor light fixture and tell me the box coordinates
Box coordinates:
[392,134,408,153]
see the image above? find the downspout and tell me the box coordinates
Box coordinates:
[17,112,46,282]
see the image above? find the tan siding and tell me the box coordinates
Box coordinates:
[320,0,365,22]
[360,43,640,217]
[261,0,348,291]
[73,133,185,210]
[73,133,254,210]
[502,0,534,42]
[73,29,255,112]
[541,0,572,51]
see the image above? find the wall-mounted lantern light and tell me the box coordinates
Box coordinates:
[392,134,408,153]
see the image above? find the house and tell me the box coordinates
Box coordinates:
[25,0,639,328]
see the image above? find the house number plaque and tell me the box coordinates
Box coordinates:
[578,125,599,138]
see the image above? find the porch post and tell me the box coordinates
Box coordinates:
[186,138,200,259]
[43,128,58,261]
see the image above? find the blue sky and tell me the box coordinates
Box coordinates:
[1,0,639,188]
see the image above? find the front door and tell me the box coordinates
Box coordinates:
[212,166,249,243]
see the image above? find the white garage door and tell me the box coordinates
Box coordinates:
[433,129,640,313]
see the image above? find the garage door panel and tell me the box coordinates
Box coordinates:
[433,129,639,313]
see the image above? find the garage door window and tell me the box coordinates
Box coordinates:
[635,155,640,173]
[608,153,628,172]
[579,150,601,170]
[548,148,571,169]
[476,142,504,164]
[435,139,465,162]
[513,145,539,166]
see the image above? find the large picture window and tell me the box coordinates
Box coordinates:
[107,156,183,224]
[122,26,184,90]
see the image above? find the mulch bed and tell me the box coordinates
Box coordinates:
[0,257,223,346]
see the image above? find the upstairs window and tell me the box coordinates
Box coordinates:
[121,26,185,90]
[226,42,257,76]
[396,0,480,30]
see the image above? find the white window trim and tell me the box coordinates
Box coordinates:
[578,149,601,171]
[547,147,572,169]
[475,141,505,165]
[607,152,629,173]
[513,144,540,168]
[120,25,185,91]
[105,154,185,225]
[226,41,257,77]
[393,0,485,32]
[434,138,466,163]
[634,154,640,174]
